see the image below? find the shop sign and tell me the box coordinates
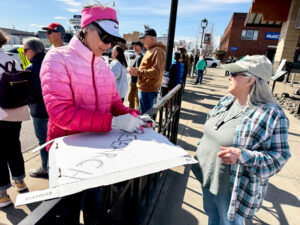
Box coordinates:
[230,46,238,51]
[265,32,280,40]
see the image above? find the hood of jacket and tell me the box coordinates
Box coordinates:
[148,42,166,51]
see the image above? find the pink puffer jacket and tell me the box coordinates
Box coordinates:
[40,36,137,145]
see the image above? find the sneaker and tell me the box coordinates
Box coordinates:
[29,167,48,178]
[11,179,28,192]
[0,190,12,208]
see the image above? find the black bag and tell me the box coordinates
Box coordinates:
[0,61,34,109]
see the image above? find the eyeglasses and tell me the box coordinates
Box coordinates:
[24,48,31,53]
[92,22,117,44]
[47,29,59,35]
[229,72,249,78]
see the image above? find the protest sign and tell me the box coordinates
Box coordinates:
[16,128,197,206]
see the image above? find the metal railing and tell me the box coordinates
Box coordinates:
[19,84,183,225]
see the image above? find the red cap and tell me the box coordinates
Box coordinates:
[42,23,63,31]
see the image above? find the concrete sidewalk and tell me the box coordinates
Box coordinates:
[1,67,300,225]
[148,68,300,225]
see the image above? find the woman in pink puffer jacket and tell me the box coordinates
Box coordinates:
[40,4,145,224]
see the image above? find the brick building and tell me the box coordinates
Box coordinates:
[218,13,281,63]
[123,31,140,43]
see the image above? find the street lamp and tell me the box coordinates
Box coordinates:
[190,18,208,77]
[199,18,208,55]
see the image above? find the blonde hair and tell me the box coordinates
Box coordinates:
[0,29,8,48]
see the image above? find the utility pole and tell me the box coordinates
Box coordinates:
[161,0,179,97]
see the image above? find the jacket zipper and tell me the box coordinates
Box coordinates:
[91,54,98,110]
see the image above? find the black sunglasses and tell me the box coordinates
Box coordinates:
[229,72,248,78]
[47,29,59,35]
[91,22,117,44]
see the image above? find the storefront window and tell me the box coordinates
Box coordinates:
[253,31,259,40]
[241,30,246,40]
[241,30,259,40]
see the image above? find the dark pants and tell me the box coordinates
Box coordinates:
[195,69,204,84]
[0,121,25,190]
[58,187,104,225]
[32,117,48,169]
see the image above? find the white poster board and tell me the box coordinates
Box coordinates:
[16,128,197,206]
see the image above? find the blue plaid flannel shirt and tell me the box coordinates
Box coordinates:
[208,95,291,221]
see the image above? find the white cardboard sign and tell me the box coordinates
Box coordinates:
[16,128,197,206]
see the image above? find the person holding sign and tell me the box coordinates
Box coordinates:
[40,4,145,224]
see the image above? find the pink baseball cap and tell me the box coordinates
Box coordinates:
[81,6,125,42]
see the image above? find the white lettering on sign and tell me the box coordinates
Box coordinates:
[69,18,81,26]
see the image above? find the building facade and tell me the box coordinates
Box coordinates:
[219,13,281,63]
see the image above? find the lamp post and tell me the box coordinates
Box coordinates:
[199,18,208,55]
[190,18,208,77]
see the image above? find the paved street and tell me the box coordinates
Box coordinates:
[1,67,300,225]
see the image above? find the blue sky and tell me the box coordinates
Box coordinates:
[0,0,252,47]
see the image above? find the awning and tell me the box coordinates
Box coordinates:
[213,50,226,55]
[245,0,292,27]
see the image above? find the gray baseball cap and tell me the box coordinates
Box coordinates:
[222,55,273,81]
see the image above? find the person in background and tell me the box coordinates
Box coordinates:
[194,55,206,84]
[189,53,194,77]
[193,53,200,76]
[128,41,144,109]
[225,56,233,77]
[0,29,30,208]
[40,4,145,224]
[42,23,65,48]
[110,45,128,102]
[168,52,184,91]
[128,28,166,114]
[23,38,49,178]
[192,55,290,224]
[179,47,190,86]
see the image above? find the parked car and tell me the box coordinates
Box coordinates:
[124,50,136,59]
[2,44,23,64]
[205,57,220,68]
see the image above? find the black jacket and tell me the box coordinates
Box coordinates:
[26,53,48,118]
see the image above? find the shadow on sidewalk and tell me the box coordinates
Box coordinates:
[0,200,40,224]
[148,165,200,225]
[245,183,300,225]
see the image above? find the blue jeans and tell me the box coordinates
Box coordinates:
[196,69,204,84]
[202,187,245,225]
[32,117,48,170]
[138,91,158,114]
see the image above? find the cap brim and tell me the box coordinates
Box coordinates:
[42,27,50,30]
[222,63,247,73]
[139,33,146,39]
[96,20,126,43]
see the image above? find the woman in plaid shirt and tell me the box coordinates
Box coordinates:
[192,55,290,225]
